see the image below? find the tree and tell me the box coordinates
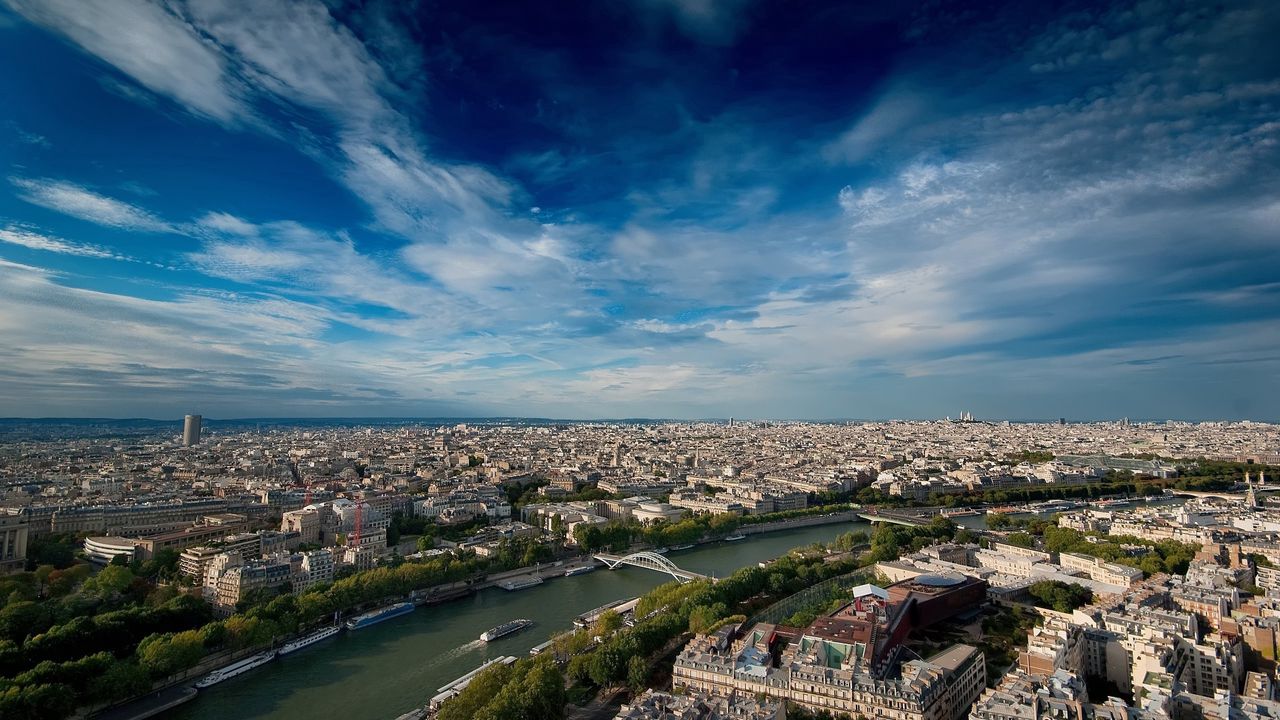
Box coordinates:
[137,630,205,677]
[86,564,134,597]
[1005,532,1036,549]
[627,655,649,693]
[1028,580,1093,613]
[591,610,624,638]
[438,663,515,720]
[987,513,1013,530]
[0,601,52,644]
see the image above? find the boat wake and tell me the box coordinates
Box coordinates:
[442,639,485,659]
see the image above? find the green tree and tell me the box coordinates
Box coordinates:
[0,601,52,644]
[137,629,206,677]
[1005,532,1036,549]
[627,655,649,693]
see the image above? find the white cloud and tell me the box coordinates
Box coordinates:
[4,0,248,123]
[10,177,175,232]
[823,92,924,164]
[0,226,117,259]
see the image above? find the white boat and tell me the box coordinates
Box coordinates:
[498,576,544,591]
[670,543,695,551]
[194,651,277,689]
[279,625,341,656]
[481,619,533,642]
[724,534,746,542]
[652,547,670,554]
[564,565,595,577]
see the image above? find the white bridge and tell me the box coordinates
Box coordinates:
[594,552,710,583]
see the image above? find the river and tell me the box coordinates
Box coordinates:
[163,520,882,720]
[162,498,1180,720]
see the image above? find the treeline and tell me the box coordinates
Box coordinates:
[863,515,963,564]
[506,480,623,508]
[570,503,855,553]
[1,536,566,720]
[0,594,211,719]
[989,515,1198,577]
[436,654,566,720]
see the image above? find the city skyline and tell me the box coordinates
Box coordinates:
[1,0,1278,421]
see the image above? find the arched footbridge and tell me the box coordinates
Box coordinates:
[594,552,711,583]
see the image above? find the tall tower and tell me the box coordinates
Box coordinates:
[183,414,202,446]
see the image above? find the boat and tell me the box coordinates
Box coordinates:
[498,575,544,591]
[279,625,341,655]
[481,618,533,642]
[575,597,639,628]
[724,534,746,542]
[194,651,276,688]
[529,639,554,656]
[670,543,695,551]
[652,547,670,554]
[564,565,595,577]
[940,508,983,518]
[345,602,415,630]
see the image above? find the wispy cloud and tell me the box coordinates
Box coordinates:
[0,226,116,259]
[10,177,175,232]
[1,0,1277,419]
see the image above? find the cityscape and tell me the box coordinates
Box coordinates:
[0,416,1278,720]
[1,1,1279,720]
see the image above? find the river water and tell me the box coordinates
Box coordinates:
[163,499,1178,720]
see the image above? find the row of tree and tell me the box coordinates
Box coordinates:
[570,502,861,553]
[435,654,567,720]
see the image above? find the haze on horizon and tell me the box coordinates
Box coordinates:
[0,0,1277,422]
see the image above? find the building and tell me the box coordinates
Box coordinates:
[282,506,322,545]
[179,545,227,579]
[1058,552,1143,587]
[294,549,335,592]
[83,535,144,564]
[183,414,202,446]
[673,580,987,720]
[0,509,29,574]
[206,554,293,615]
[614,689,784,719]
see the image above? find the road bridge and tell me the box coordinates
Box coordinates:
[857,512,926,527]
[594,552,711,583]
[1169,490,1251,501]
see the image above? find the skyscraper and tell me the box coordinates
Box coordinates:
[183,414,202,446]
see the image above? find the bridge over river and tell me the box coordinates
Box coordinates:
[594,551,712,582]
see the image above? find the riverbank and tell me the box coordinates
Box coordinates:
[160,521,871,720]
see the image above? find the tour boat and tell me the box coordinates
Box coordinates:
[481,619,533,642]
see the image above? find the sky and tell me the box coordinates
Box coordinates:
[0,0,1277,421]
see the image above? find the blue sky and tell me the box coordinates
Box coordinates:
[0,0,1277,420]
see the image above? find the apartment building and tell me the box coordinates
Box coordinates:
[0,509,29,574]
[1058,552,1143,587]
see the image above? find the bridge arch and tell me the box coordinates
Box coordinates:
[594,551,706,582]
